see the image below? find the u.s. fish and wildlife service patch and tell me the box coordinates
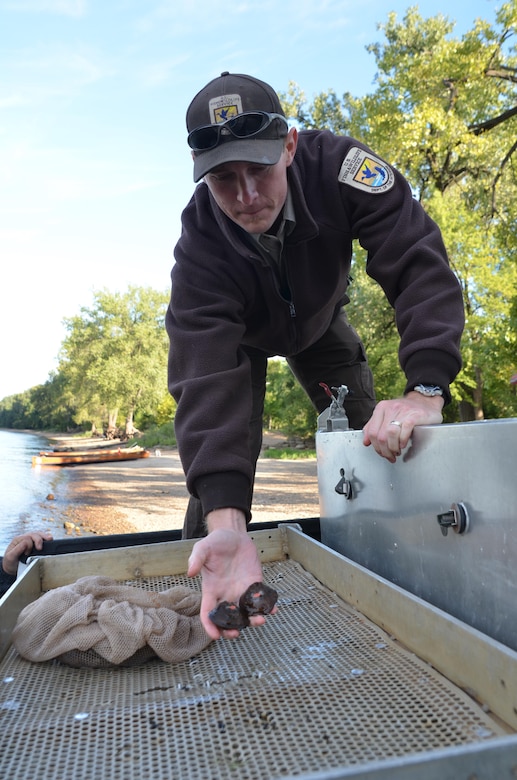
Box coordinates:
[338,147,394,194]
[209,94,243,124]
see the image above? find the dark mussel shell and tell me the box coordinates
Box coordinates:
[239,581,278,615]
[208,600,250,629]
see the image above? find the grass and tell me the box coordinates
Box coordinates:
[262,447,316,460]
[136,423,317,459]
[137,421,176,448]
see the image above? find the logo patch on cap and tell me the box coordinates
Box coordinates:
[209,94,244,124]
[338,147,394,193]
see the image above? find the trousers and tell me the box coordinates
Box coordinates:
[181,309,376,538]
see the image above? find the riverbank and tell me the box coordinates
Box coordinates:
[38,433,320,538]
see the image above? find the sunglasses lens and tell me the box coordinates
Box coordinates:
[227,112,268,138]
[188,126,220,150]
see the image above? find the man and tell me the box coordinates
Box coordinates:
[0,531,53,597]
[166,72,464,640]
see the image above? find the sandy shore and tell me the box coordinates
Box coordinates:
[43,435,320,538]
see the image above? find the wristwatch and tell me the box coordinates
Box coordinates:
[412,384,444,397]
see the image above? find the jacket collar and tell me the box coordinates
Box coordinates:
[285,159,319,244]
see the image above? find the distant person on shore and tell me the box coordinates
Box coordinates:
[0,531,53,597]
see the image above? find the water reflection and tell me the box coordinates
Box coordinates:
[0,430,71,552]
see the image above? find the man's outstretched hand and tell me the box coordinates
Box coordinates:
[187,509,273,640]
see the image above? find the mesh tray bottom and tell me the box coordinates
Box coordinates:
[0,559,507,779]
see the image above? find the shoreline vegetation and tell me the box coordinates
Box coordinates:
[30,430,319,540]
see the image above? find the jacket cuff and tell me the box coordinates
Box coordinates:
[0,562,17,597]
[403,349,460,406]
[193,471,252,524]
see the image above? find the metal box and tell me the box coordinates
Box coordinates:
[317,418,517,651]
[2,527,517,779]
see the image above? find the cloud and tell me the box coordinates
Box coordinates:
[0,45,112,110]
[0,128,173,232]
[44,172,163,202]
[0,94,27,109]
[0,0,86,15]
[136,0,354,30]
[138,55,191,88]
[12,47,106,86]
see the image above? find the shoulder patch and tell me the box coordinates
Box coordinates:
[338,147,394,194]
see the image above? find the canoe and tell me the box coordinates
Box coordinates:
[32,447,150,467]
[38,446,140,457]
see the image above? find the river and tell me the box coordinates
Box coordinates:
[0,430,72,554]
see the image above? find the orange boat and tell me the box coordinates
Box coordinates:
[32,447,150,467]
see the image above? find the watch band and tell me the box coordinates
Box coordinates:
[413,384,444,397]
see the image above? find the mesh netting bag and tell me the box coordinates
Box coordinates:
[12,575,212,668]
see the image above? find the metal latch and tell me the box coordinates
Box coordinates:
[437,502,470,536]
[317,383,350,432]
[335,468,353,499]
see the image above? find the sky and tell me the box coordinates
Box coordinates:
[0,0,501,400]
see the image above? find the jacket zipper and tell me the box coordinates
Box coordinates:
[278,250,296,318]
[250,251,297,319]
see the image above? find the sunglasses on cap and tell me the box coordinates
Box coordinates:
[188,111,288,152]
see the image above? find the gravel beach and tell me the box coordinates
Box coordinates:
[43,434,320,538]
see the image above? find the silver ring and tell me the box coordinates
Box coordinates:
[389,420,402,427]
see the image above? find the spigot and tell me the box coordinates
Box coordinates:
[318,383,351,432]
[437,502,470,536]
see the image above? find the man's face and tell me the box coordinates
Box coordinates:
[203,128,298,235]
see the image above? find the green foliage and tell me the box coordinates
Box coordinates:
[0,390,38,430]
[262,447,316,460]
[135,391,176,430]
[264,359,318,439]
[137,421,176,448]
[281,4,517,420]
[347,254,406,402]
[154,393,177,427]
[0,374,79,431]
[0,285,171,433]
[427,189,517,417]
[58,286,170,433]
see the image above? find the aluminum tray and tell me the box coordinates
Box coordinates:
[1,527,517,780]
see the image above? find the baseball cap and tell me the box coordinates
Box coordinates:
[186,72,288,182]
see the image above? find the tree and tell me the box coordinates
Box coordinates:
[347,252,406,403]
[281,4,517,420]
[58,287,170,436]
[30,372,78,431]
[264,359,317,439]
